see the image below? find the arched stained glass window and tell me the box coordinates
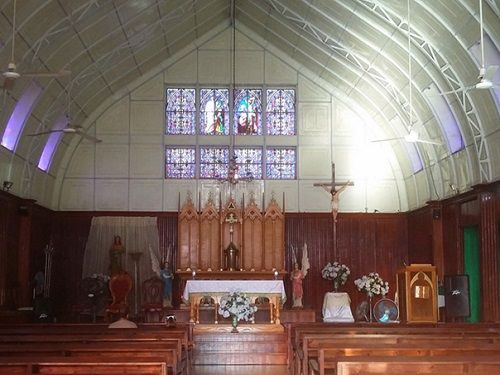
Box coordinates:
[200,146,229,179]
[234,89,262,135]
[165,147,196,178]
[266,147,296,179]
[200,88,229,135]
[266,89,295,135]
[234,147,262,179]
[166,88,196,135]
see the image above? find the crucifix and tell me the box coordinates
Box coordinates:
[313,163,353,256]
[224,212,240,271]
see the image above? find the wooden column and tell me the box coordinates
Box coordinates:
[479,191,498,321]
[17,199,36,307]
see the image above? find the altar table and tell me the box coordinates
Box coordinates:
[183,280,286,324]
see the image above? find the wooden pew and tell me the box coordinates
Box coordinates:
[0,342,180,374]
[0,326,190,368]
[0,324,192,374]
[314,344,500,375]
[300,331,500,375]
[334,355,500,375]
[0,356,170,375]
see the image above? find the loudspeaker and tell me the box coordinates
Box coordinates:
[444,274,470,318]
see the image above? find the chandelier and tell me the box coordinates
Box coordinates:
[219,0,253,186]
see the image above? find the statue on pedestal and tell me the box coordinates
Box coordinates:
[159,262,173,308]
[109,236,125,276]
[290,243,310,308]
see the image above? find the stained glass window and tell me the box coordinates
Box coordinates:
[200,89,229,135]
[266,89,295,135]
[200,147,229,179]
[234,148,262,179]
[234,89,262,135]
[165,147,196,178]
[166,88,196,135]
[266,147,296,179]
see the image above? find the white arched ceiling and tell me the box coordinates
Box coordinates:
[0,0,498,210]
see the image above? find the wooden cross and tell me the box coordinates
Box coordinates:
[313,163,354,195]
[313,163,354,258]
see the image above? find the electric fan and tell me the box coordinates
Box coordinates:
[373,298,399,323]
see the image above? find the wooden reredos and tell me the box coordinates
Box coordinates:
[177,194,285,273]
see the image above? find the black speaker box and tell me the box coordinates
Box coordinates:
[444,274,470,318]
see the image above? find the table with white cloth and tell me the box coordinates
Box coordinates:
[183,280,286,324]
[322,292,355,322]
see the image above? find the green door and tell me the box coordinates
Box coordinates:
[463,226,480,322]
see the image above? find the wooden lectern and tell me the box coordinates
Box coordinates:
[396,264,438,323]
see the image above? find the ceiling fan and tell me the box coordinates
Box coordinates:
[372,0,441,146]
[438,0,499,96]
[26,120,102,143]
[371,127,441,146]
[26,82,102,143]
[1,0,70,91]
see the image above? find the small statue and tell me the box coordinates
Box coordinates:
[149,245,174,308]
[159,262,174,308]
[290,243,310,308]
[109,235,125,276]
[291,263,306,308]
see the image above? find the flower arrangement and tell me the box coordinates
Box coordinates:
[321,261,351,287]
[354,272,389,297]
[218,291,258,322]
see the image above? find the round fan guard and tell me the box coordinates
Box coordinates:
[373,298,399,323]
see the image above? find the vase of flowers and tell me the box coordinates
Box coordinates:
[321,261,350,292]
[354,272,389,322]
[218,291,258,333]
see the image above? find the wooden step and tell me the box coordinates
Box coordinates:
[193,329,288,365]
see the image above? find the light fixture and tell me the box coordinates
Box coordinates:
[219,0,253,186]
[2,181,13,191]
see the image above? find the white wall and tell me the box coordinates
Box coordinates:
[57,28,405,213]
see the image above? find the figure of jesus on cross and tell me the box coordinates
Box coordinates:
[313,163,353,222]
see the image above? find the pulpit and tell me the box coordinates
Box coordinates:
[397,264,438,323]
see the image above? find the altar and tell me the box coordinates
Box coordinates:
[183,280,286,325]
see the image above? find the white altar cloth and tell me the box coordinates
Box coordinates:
[322,292,355,322]
[183,280,286,302]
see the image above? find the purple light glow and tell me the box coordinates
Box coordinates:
[423,84,464,153]
[406,142,423,173]
[1,82,43,151]
[37,113,67,171]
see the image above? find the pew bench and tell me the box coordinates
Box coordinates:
[299,333,500,375]
[333,355,500,375]
[0,339,184,374]
[0,356,170,375]
[312,345,500,375]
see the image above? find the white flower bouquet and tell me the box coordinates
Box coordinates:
[321,261,351,286]
[218,291,258,322]
[354,272,389,297]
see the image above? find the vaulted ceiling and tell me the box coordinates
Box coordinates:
[0,0,499,208]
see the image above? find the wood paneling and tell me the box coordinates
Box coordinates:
[0,191,21,309]
[285,213,408,313]
[407,207,433,265]
[1,180,498,321]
